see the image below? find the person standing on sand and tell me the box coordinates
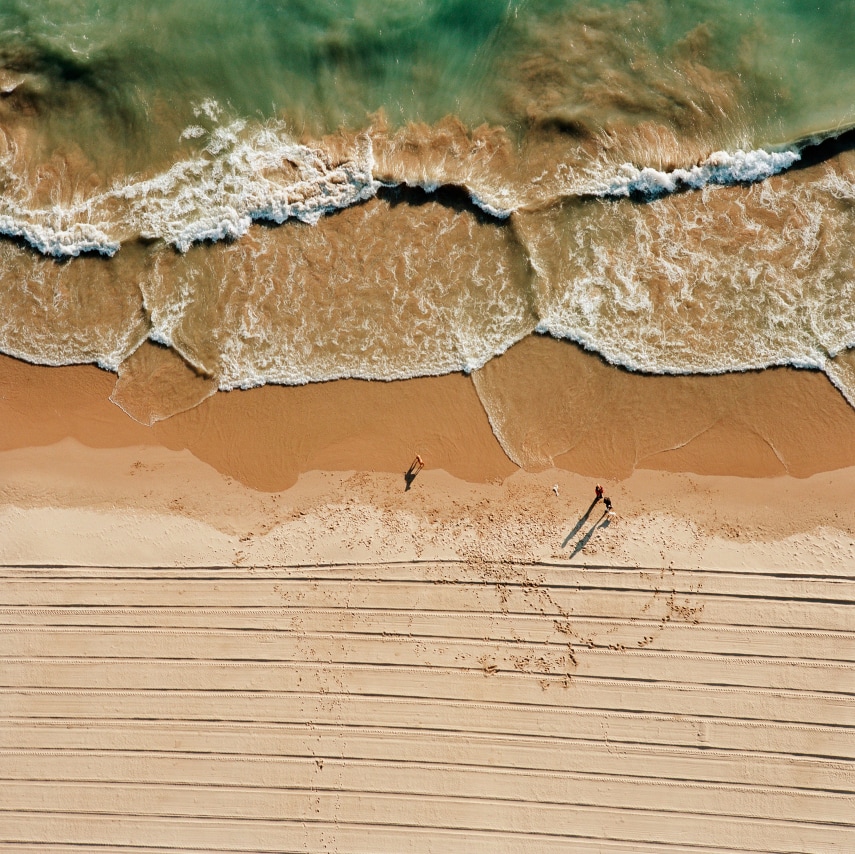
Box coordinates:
[595,484,604,502]
[603,497,612,516]
[404,454,425,491]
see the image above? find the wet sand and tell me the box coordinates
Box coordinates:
[4,334,855,489]
[1,340,854,852]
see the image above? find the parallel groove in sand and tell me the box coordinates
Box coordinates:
[1,562,852,852]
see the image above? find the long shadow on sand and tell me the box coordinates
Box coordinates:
[568,513,610,558]
[562,498,601,548]
[404,459,423,491]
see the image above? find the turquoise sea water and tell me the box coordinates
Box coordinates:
[0,0,854,418]
[3,0,854,154]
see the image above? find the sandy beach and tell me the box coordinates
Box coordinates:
[1,340,853,852]
[2,2,854,848]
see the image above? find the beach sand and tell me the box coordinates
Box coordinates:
[1,338,854,852]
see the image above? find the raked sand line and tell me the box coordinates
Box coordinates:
[1,561,853,853]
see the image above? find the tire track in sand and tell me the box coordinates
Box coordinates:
[1,561,852,852]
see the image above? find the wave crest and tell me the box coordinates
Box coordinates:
[0,112,841,260]
[585,148,800,199]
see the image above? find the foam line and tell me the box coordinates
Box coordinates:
[0,215,120,257]
[587,149,801,199]
[0,119,847,259]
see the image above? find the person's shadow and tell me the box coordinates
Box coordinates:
[562,498,600,548]
[404,459,422,491]
[569,511,609,557]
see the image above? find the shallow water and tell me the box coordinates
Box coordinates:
[1,0,854,419]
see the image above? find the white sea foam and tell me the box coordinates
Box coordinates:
[523,166,855,380]
[823,354,855,409]
[587,148,800,198]
[180,125,207,140]
[0,214,119,257]
[390,179,515,219]
[0,112,813,261]
[819,171,855,201]
[4,119,854,407]
[0,117,381,256]
[117,122,381,252]
[469,191,513,219]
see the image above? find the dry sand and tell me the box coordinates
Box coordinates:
[1,340,854,852]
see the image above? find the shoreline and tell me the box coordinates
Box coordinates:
[1,339,854,569]
[3,332,855,482]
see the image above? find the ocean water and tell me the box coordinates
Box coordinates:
[1,0,854,420]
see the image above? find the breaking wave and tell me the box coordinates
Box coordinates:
[0,119,380,257]
[585,148,801,199]
[0,109,853,416]
[0,112,840,259]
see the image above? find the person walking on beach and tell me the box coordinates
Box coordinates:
[405,454,425,491]
[595,483,604,503]
[603,496,613,518]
